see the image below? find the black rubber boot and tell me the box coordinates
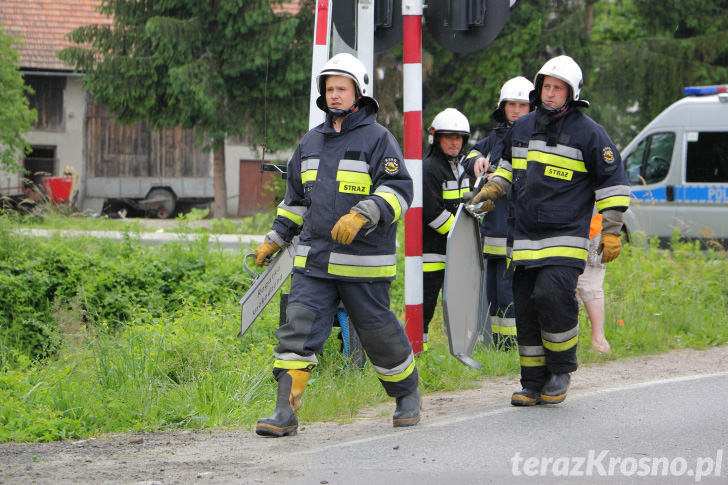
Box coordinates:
[392,388,422,427]
[540,373,571,404]
[256,370,309,437]
[511,388,541,406]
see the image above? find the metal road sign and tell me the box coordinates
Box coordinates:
[443,203,487,369]
[238,245,296,338]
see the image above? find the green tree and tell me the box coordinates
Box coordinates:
[590,0,728,147]
[422,0,728,149]
[59,0,313,217]
[0,26,36,173]
[422,0,590,141]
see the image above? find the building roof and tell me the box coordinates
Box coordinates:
[0,0,111,71]
[271,0,303,16]
[1,1,303,72]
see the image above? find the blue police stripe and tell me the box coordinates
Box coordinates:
[632,185,728,203]
[679,185,728,203]
[631,187,667,201]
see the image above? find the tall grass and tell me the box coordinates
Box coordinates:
[601,234,727,353]
[0,213,726,442]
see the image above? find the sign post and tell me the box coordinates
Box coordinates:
[357,0,375,95]
[402,0,424,354]
[309,0,333,129]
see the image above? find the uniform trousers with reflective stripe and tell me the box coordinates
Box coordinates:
[513,265,581,391]
[423,269,445,335]
[274,272,418,398]
[485,258,515,346]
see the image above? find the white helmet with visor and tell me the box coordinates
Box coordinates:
[533,55,589,108]
[492,76,534,122]
[428,108,470,148]
[315,53,378,114]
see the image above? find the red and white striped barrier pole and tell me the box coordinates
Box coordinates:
[402,0,423,354]
[309,0,332,130]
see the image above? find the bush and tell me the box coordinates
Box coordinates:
[0,215,726,443]
[0,222,254,366]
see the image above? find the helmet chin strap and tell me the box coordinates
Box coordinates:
[536,78,572,114]
[328,95,361,118]
[541,101,568,114]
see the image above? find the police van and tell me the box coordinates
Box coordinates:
[621,84,728,245]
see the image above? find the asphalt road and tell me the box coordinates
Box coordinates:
[279,373,728,484]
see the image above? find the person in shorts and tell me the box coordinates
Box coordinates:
[576,212,611,354]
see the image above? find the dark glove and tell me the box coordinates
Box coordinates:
[254,240,280,266]
[331,211,367,244]
[471,183,504,205]
[598,233,621,263]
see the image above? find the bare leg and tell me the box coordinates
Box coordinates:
[584,297,610,354]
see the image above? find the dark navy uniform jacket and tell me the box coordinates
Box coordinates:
[491,105,630,270]
[422,143,468,271]
[272,104,412,281]
[464,123,510,258]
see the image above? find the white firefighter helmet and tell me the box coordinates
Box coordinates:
[533,55,589,107]
[428,108,470,146]
[315,53,378,113]
[492,76,534,122]
[498,76,534,106]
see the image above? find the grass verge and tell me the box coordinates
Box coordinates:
[0,214,726,442]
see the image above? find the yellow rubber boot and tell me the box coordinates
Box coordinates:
[256,369,310,437]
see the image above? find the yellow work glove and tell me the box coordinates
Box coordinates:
[598,233,621,263]
[254,240,280,266]
[331,211,367,245]
[471,183,504,205]
[473,200,496,214]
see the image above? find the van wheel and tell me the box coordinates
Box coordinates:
[146,188,176,219]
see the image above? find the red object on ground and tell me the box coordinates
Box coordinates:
[42,177,73,203]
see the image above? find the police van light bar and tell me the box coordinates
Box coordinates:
[683,85,728,96]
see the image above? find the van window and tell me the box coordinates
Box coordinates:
[624,139,647,184]
[686,132,728,183]
[624,132,675,185]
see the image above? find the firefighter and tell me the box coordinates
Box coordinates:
[471,55,630,406]
[463,76,534,350]
[422,108,471,350]
[253,53,420,436]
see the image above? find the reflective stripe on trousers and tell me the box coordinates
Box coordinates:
[513,265,580,390]
[274,273,418,398]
